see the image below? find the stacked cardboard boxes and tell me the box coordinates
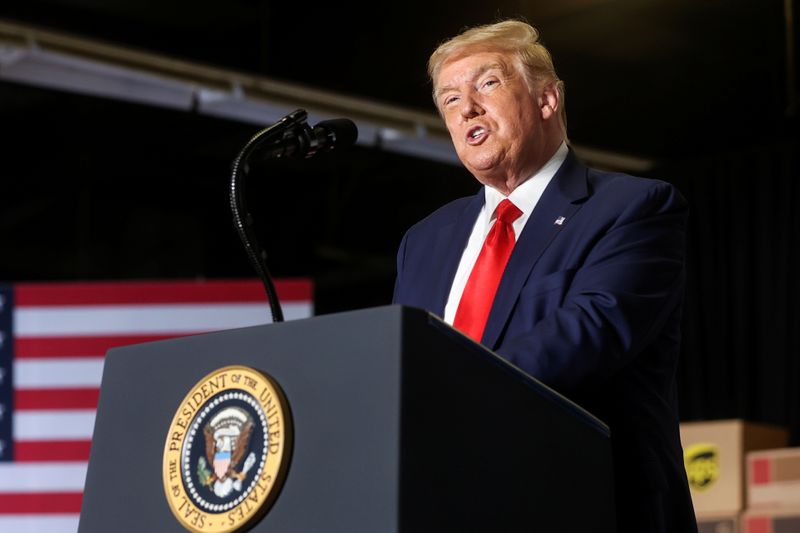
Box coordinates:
[680,420,789,532]
[742,447,800,532]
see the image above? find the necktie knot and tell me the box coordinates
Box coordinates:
[495,199,522,225]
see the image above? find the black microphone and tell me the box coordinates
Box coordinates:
[261,118,358,160]
[229,109,359,323]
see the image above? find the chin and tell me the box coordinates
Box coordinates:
[465,155,500,174]
[462,145,505,171]
[466,157,505,179]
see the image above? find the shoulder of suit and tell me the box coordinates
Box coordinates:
[586,167,680,197]
[583,167,687,214]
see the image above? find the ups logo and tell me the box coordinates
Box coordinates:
[684,443,720,491]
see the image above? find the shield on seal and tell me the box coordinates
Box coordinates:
[213,450,232,479]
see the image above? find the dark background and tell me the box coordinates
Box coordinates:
[0,1,798,440]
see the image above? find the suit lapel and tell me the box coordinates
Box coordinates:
[429,191,485,316]
[482,151,590,348]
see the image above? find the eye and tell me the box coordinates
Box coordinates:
[481,78,499,90]
[443,95,459,107]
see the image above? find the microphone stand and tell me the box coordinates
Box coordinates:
[229,109,308,323]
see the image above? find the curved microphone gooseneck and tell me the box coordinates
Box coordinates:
[229,109,358,323]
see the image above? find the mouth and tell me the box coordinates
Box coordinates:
[465,125,488,145]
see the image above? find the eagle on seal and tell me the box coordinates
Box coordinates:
[199,406,256,497]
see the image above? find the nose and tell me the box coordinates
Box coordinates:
[459,93,484,119]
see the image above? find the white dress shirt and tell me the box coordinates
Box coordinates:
[443,142,569,325]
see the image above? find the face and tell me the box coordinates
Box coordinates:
[435,50,560,193]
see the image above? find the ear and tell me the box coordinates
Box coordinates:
[537,81,560,121]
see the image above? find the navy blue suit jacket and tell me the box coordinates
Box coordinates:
[393,151,697,532]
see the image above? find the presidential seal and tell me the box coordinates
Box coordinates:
[163,366,292,532]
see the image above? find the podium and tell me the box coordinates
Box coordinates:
[78,305,616,532]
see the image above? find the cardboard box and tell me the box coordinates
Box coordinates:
[680,420,788,515]
[747,447,800,509]
[742,508,800,533]
[697,513,740,533]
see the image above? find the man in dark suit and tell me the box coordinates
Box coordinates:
[392,19,698,533]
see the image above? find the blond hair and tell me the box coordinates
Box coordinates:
[428,20,567,134]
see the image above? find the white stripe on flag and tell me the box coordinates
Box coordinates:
[0,463,88,492]
[14,410,96,440]
[0,515,79,533]
[15,358,105,389]
[14,302,312,336]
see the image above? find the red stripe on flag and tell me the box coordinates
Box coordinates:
[15,388,100,410]
[15,278,312,306]
[15,335,180,358]
[0,492,83,514]
[14,440,92,462]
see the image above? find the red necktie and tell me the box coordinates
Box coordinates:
[453,199,523,342]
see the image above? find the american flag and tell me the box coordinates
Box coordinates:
[0,279,313,533]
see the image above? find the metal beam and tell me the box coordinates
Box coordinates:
[0,18,653,172]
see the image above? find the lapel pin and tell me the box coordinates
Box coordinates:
[554,216,566,226]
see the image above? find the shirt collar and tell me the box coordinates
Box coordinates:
[482,141,569,222]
